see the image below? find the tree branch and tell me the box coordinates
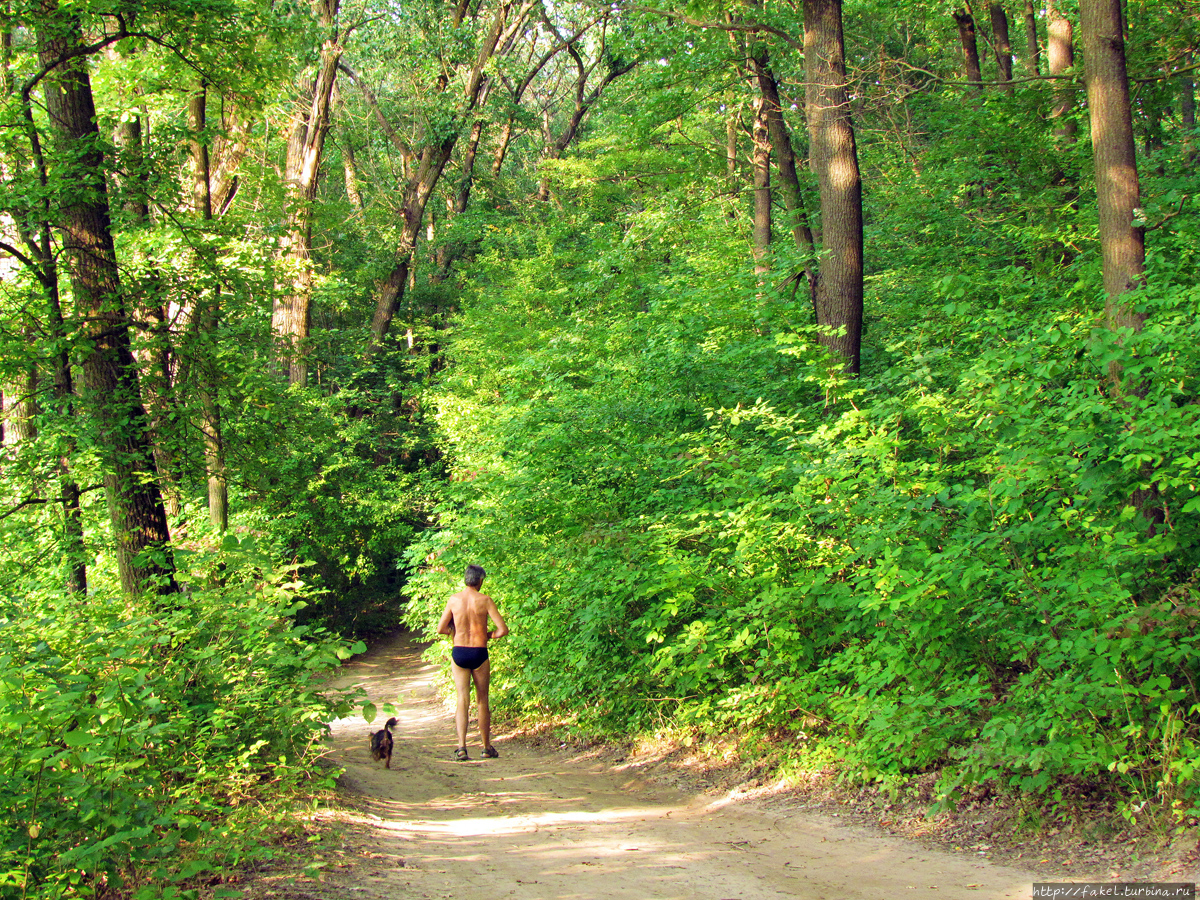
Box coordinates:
[337,62,414,161]
[0,486,102,521]
[0,240,46,281]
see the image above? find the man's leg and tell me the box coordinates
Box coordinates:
[471,659,493,752]
[452,661,473,753]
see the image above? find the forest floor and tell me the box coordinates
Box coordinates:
[238,631,1200,900]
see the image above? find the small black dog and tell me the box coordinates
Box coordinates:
[369,717,397,769]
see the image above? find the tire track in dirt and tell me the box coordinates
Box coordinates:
[266,631,1045,900]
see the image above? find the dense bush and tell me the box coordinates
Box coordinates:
[0,539,362,899]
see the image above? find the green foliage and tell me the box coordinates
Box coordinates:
[0,545,363,899]
[403,18,1200,821]
[229,354,440,633]
[1,0,1198,866]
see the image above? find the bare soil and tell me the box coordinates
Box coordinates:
[240,631,1200,900]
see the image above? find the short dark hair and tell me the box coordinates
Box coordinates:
[464,564,486,588]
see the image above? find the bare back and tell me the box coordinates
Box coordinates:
[437,587,507,648]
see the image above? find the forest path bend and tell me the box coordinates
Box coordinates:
[307,631,1040,900]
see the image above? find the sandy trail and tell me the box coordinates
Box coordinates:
[301,631,1044,900]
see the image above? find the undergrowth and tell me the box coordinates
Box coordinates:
[401,136,1200,829]
[0,536,363,899]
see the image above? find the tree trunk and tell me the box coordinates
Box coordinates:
[804,0,863,374]
[211,109,250,216]
[428,116,490,286]
[989,2,1014,93]
[1080,0,1144,331]
[1,356,37,449]
[492,119,515,176]
[274,0,342,387]
[189,83,228,533]
[1046,0,1078,141]
[369,137,456,344]
[489,11,598,180]
[954,9,983,95]
[455,119,486,216]
[1182,56,1195,128]
[343,137,364,210]
[101,43,182,526]
[114,111,148,221]
[189,87,212,220]
[6,45,88,593]
[368,0,527,344]
[750,96,771,279]
[103,42,150,222]
[336,83,365,211]
[750,49,817,269]
[1081,0,1158,525]
[0,18,10,96]
[37,0,175,597]
[1023,0,1040,75]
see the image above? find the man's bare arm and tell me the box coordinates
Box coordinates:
[487,599,509,640]
[436,602,455,636]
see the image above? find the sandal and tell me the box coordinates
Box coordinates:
[483,746,500,759]
[454,747,469,761]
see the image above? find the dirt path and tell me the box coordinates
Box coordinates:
[269,632,1052,900]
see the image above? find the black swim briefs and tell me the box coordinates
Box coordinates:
[452,646,489,670]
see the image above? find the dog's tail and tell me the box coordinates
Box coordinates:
[384,717,397,733]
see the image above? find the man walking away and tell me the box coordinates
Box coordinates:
[437,564,509,760]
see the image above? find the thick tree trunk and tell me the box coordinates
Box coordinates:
[7,54,88,593]
[989,2,1014,93]
[274,0,342,387]
[1023,0,1040,75]
[804,0,863,374]
[1046,0,1078,141]
[954,9,983,95]
[750,96,771,278]
[1080,0,1144,329]
[1082,0,1157,526]
[37,0,175,597]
